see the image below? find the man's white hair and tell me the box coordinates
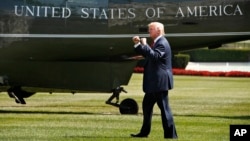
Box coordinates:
[148,22,165,35]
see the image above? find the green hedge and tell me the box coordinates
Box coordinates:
[135,54,190,69]
[182,49,250,62]
[172,54,190,68]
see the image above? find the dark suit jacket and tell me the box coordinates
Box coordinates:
[135,36,173,93]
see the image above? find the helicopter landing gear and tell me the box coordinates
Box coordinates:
[106,86,138,115]
[7,86,35,104]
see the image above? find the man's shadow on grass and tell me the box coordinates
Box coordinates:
[175,114,250,120]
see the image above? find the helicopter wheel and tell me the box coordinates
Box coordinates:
[119,98,138,115]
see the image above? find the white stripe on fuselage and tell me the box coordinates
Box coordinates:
[0,32,250,38]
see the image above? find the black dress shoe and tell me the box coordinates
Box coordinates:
[130,133,148,138]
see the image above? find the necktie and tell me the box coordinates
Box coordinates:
[150,42,154,48]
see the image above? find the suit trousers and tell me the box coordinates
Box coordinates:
[139,91,178,138]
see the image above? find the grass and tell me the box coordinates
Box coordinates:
[0,74,250,141]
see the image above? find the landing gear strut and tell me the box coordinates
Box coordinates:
[106,86,138,115]
[7,87,35,104]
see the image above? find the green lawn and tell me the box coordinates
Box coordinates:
[0,74,249,141]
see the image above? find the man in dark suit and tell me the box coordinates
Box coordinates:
[131,22,178,139]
